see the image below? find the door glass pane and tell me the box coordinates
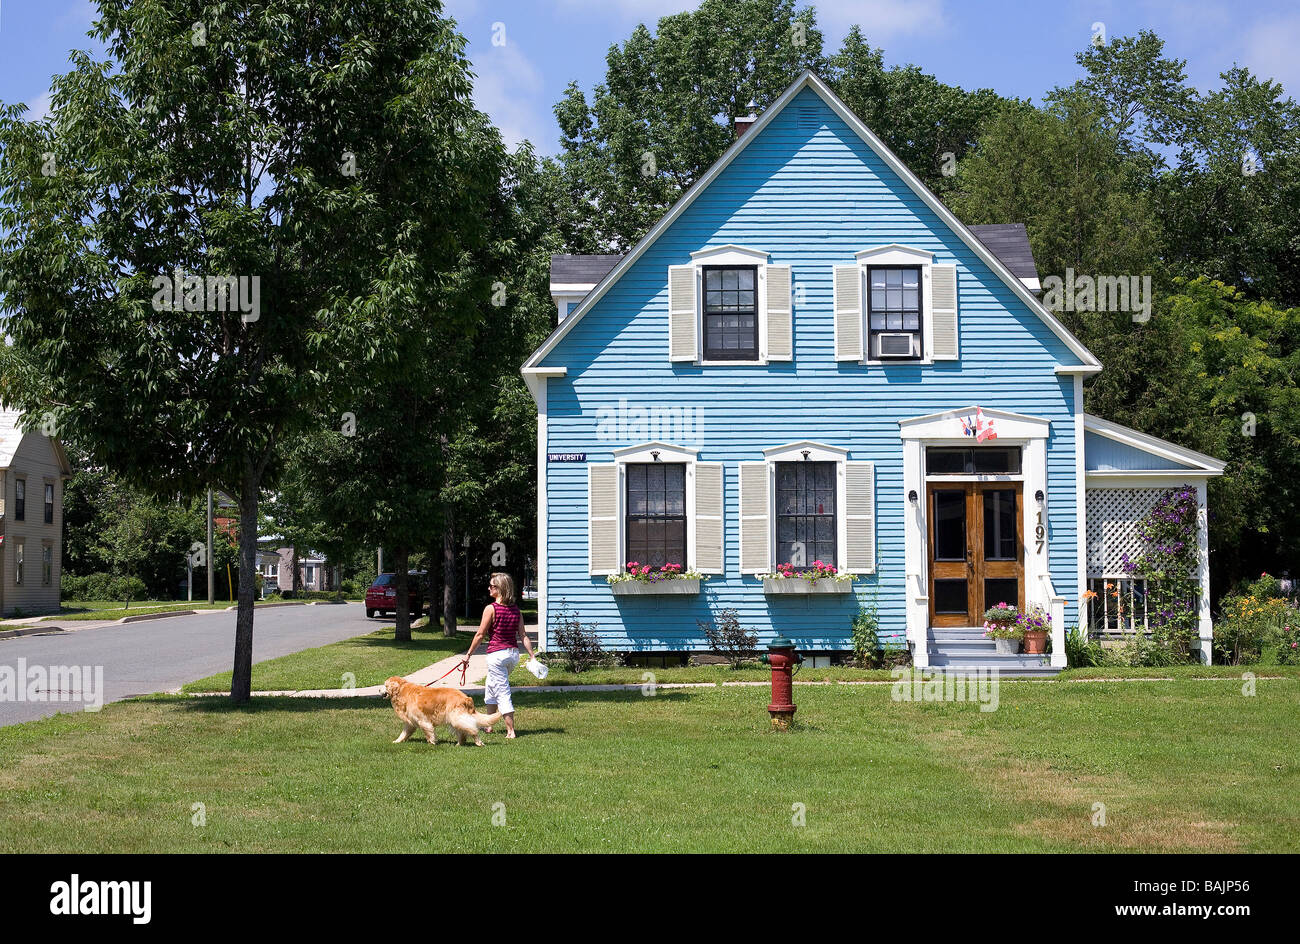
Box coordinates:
[983,489,1017,560]
[933,491,966,561]
[934,579,968,614]
[984,578,1018,611]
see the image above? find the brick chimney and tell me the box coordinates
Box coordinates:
[734,99,759,139]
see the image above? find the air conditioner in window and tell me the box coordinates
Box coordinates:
[877,333,916,358]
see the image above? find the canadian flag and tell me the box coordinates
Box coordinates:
[975,407,997,442]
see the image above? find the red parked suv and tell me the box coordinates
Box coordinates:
[365,572,426,619]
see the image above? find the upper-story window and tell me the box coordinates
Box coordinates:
[703,266,759,361]
[868,266,922,359]
[625,462,687,568]
[14,479,25,521]
[44,484,54,524]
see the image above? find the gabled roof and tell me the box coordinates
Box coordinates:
[968,224,1038,283]
[550,254,625,286]
[0,409,73,476]
[1083,414,1225,476]
[524,70,1101,374]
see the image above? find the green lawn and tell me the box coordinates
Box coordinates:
[1,674,1296,853]
[182,626,465,693]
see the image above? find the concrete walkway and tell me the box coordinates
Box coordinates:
[190,624,540,699]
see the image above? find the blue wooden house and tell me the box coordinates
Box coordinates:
[522,72,1224,673]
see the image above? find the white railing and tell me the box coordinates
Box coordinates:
[1039,574,1067,668]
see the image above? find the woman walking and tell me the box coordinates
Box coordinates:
[463,572,536,738]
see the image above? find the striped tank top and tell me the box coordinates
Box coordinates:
[487,602,522,653]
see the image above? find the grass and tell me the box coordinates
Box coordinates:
[1,674,1296,853]
[181,625,465,693]
[510,662,903,686]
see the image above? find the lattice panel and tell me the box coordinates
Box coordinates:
[1086,488,1170,576]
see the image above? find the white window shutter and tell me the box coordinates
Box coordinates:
[834,265,862,360]
[588,463,619,576]
[843,461,876,573]
[668,265,698,362]
[739,462,770,574]
[765,265,792,361]
[931,264,958,360]
[693,463,724,574]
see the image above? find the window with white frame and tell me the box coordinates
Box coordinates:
[625,462,687,567]
[740,443,876,575]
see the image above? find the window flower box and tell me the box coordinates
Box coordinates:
[610,578,701,596]
[607,562,702,595]
[762,577,852,595]
[761,561,853,594]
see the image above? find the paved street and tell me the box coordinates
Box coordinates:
[0,603,374,726]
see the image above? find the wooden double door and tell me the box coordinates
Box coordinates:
[928,482,1024,627]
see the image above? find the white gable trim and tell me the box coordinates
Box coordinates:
[899,405,1050,441]
[855,244,934,264]
[762,440,849,461]
[1083,414,1225,474]
[690,245,770,263]
[612,441,699,463]
[523,70,1101,373]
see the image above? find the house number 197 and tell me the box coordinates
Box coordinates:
[1035,511,1045,554]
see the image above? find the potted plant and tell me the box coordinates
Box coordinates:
[982,602,1022,654]
[1019,604,1051,654]
[607,561,703,595]
[761,560,854,594]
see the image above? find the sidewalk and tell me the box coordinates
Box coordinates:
[205,624,540,699]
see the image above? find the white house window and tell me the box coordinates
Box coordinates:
[44,484,54,524]
[625,463,687,567]
[14,540,24,585]
[868,266,922,359]
[304,564,317,586]
[42,545,52,586]
[14,479,24,521]
[703,266,759,361]
[775,461,837,566]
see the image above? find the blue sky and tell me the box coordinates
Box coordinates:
[3,0,1298,155]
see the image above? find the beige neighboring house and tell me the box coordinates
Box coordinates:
[0,410,74,616]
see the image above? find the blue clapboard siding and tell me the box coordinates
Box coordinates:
[1084,430,1189,471]
[539,87,1083,651]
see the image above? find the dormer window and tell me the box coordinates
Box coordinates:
[703,266,759,361]
[868,266,922,360]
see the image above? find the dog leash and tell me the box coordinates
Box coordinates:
[425,658,469,687]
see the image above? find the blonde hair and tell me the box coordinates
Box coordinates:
[489,572,517,607]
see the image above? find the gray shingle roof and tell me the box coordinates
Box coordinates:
[968,223,1039,282]
[550,254,625,285]
[551,225,1038,292]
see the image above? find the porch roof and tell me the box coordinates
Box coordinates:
[1083,414,1226,480]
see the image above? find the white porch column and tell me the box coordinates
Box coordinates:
[1195,480,1212,665]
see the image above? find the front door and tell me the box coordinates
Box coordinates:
[928,482,1024,627]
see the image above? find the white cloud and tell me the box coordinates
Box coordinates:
[813,0,947,41]
[469,39,554,153]
[25,91,54,123]
[1238,13,1300,96]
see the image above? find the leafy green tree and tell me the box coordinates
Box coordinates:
[0,0,504,699]
[553,0,824,250]
[827,26,1007,196]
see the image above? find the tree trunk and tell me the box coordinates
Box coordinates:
[291,546,301,593]
[442,513,457,637]
[393,546,411,642]
[230,465,260,703]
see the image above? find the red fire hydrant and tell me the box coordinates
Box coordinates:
[761,635,803,730]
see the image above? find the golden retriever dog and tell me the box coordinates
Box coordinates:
[383,677,502,747]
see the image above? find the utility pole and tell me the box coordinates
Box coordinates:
[206,489,215,604]
[377,546,383,575]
